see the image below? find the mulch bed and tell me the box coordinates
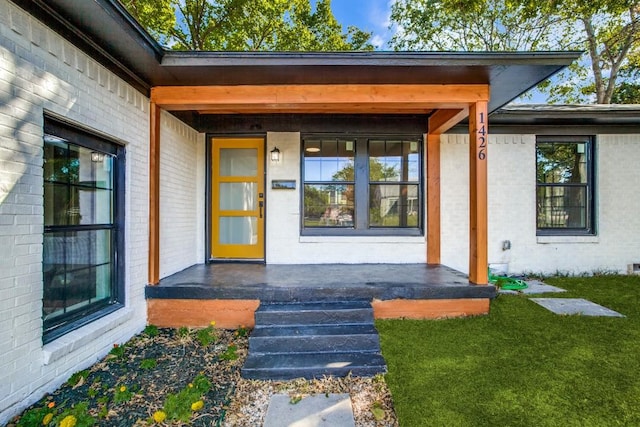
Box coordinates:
[9,326,398,426]
[8,326,247,426]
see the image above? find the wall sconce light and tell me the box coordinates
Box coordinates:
[270,147,281,162]
[91,152,105,162]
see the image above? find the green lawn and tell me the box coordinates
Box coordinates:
[377,275,640,427]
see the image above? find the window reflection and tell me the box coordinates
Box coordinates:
[302,136,422,231]
[536,139,593,232]
[303,139,355,228]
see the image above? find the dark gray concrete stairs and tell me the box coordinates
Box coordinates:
[242,301,387,380]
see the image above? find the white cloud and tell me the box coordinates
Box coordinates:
[371,35,385,49]
[368,0,393,30]
[367,0,397,49]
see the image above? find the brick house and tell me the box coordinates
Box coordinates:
[1,0,640,421]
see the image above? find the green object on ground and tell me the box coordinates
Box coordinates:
[488,268,528,290]
[378,275,640,427]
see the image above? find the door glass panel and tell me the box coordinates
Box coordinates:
[219,183,256,211]
[219,148,257,176]
[219,217,258,245]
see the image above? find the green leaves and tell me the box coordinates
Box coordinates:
[389,0,640,104]
[121,0,373,51]
[390,0,557,51]
[120,0,175,45]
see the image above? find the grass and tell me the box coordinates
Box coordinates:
[377,275,640,427]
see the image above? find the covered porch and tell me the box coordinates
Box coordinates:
[142,52,579,326]
[145,53,578,288]
[146,263,496,328]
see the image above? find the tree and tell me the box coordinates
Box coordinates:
[611,82,640,103]
[390,0,560,51]
[540,0,640,103]
[121,0,373,51]
[119,0,175,46]
[389,0,640,104]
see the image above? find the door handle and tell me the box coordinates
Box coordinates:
[259,201,264,218]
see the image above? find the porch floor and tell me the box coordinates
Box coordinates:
[145,263,496,302]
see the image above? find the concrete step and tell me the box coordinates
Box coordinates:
[242,352,387,380]
[249,325,381,354]
[251,323,378,337]
[254,301,374,326]
[242,301,386,380]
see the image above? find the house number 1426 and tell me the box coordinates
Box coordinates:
[478,112,487,160]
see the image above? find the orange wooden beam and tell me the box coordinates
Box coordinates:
[151,84,490,113]
[196,105,436,114]
[148,102,161,285]
[428,108,469,135]
[148,299,260,328]
[468,101,488,285]
[372,298,490,319]
[426,133,441,264]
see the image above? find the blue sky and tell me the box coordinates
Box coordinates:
[329,0,547,102]
[328,0,550,102]
[331,0,394,49]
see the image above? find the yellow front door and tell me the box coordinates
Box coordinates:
[211,138,265,259]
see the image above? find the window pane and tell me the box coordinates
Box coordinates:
[78,147,114,190]
[44,185,113,226]
[537,186,587,228]
[43,137,71,183]
[536,142,587,184]
[369,184,420,227]
[219,216,258,244]
[304,139,354,181]
[43,230,112,322]
[303,184,354,227]
[369,140,420,182]
[219,148,257,176]
[78,188,113,224]
[44,182,70,226]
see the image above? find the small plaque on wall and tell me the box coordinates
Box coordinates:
[272,180,296,190]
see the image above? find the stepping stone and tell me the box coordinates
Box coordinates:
[530,298,625,317]
[264,393,355,427]
[521,280,567,294]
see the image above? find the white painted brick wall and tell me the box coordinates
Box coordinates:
[159,111,203,277]
[266,132,427,264]
[0,1,149,422]
[441,132,640,275]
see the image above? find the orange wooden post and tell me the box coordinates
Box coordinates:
[426,133,441,264]
[468,101,488,285]
[148,102,161,285]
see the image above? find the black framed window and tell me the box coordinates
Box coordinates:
[43,117,125,343]
[536,136,595,235]
[302,135,423,235]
